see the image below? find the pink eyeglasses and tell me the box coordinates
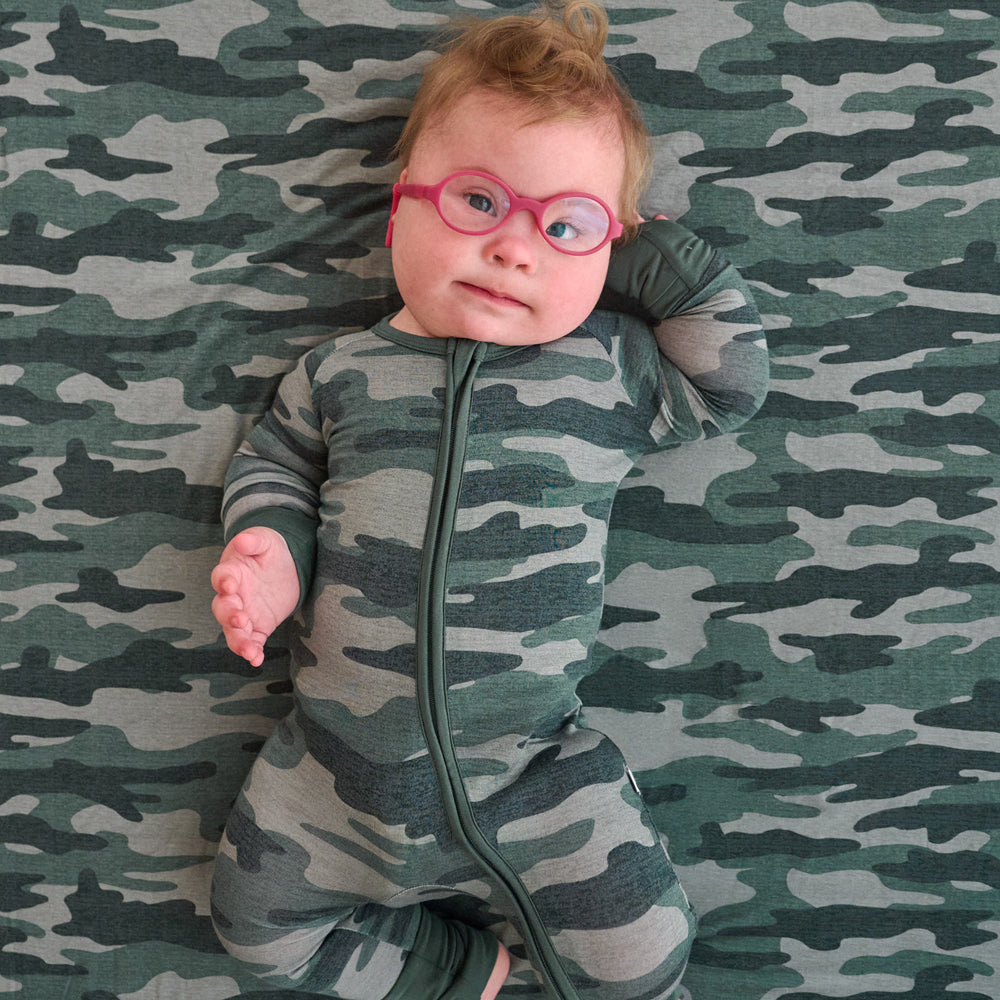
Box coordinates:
[385,170,623,256]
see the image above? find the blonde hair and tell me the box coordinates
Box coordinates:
[394,1,651,241]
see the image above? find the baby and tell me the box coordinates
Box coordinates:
[209,3,769,998]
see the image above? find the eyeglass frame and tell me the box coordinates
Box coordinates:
[384,170,624,256]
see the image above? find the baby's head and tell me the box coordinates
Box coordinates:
[387,1,652,346]
[395,1,651,241]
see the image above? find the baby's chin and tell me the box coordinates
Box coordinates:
[449,315,582,347]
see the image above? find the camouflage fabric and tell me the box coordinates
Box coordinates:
[208,213,765,999]
[1,2,997,1000]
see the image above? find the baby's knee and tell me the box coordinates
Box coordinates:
[210,889,355,986]
[208,852,311,979]
[554,902,694,999]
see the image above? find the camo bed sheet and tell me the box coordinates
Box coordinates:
[2,1,998,998]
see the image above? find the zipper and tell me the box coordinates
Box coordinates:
[414,338,578,1000]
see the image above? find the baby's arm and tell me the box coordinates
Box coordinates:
[214,353,327,665]
[601,219,770,439]
[211,526,300,667]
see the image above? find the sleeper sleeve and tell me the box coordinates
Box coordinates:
[220,353,328,608]
[600,219,770,441]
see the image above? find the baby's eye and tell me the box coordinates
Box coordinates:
[543,198,609,251]
[465,192,497,216]
[545,219,583,242]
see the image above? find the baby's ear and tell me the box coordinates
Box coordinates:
[398,167,408,184]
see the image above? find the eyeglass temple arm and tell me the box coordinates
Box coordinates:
[384,185,402,248]
[385,183,434,248]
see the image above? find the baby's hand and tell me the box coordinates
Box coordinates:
[211,526,300,667]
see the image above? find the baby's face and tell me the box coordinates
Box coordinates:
[389,90,626,346]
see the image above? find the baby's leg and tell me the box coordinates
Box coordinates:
[477,728,696,999]
[212,841,504,998]
[210,719,506,998]
[536,836,694,1000]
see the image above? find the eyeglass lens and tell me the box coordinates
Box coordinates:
[437,174,612,254]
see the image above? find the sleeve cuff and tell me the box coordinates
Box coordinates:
[600,219,718,322]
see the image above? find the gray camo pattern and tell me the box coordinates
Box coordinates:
[1,1,998,999]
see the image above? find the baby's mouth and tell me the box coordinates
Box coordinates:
[460,282,528,308]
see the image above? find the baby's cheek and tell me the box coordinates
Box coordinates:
[557,267,607,330]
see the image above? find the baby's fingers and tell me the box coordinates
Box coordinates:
[212,591,247,631]
[217,611,264,667]
[230,633,265,668]
[210,560,242,596]
[231,526,274,558]
[244,645,265,668]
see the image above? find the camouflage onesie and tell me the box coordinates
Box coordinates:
[210,221,769,1000]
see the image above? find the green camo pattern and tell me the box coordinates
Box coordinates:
[1,1,998,999]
